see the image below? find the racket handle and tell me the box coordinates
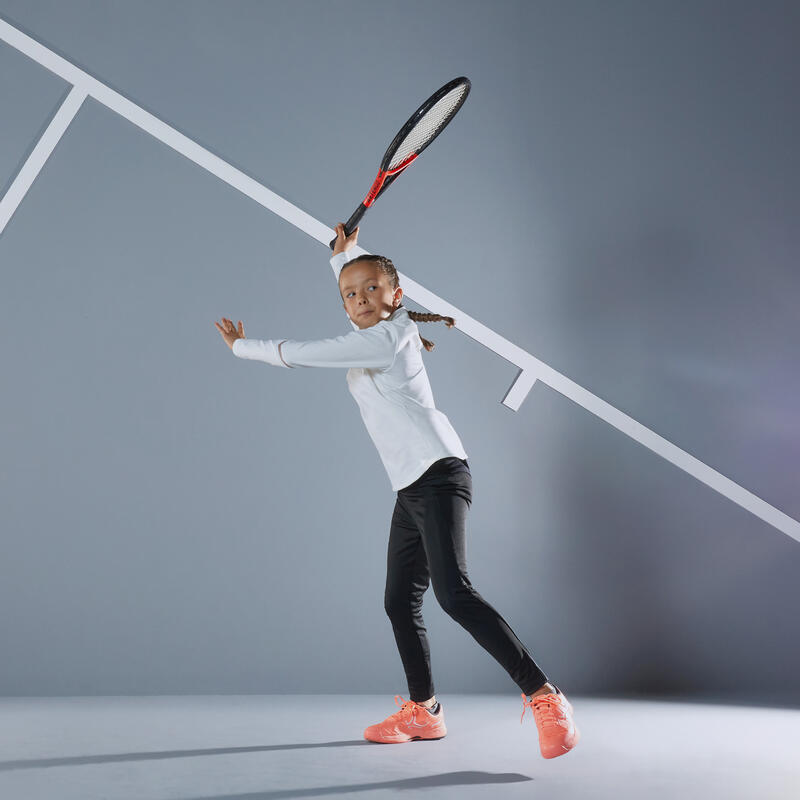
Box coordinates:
[329,204,368,250]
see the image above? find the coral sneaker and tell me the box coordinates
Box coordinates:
[364,695,447,743]
[520,686,580,759]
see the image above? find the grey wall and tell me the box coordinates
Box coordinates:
[1,0,798,704]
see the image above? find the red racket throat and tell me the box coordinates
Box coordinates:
[364,154,418,208]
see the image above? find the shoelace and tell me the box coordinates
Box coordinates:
[520,693,566,726]
[390,694,423,722]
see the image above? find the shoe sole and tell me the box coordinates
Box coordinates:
[365,732,447,743]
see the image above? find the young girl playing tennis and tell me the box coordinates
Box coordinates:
[214,223,580,759]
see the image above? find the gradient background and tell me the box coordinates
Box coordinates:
[1,0,798,705]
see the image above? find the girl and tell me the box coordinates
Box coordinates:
[214,223,579,759]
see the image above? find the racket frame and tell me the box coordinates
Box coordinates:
[330,76,471,249]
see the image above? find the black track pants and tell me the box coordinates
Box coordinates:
[384,456,549,702]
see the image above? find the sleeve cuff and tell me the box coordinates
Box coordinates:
[330,249,355,278]
[232,337,290,367]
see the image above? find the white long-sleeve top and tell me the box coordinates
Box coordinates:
[232,250,468,490]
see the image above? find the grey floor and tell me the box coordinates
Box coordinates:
[1,694,798,800]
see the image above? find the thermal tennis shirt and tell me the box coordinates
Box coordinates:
[232,249,468,490]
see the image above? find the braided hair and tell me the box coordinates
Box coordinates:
[340,254,455,352]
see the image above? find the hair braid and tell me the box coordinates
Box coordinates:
[404,309,456,351]
[339,254,455,351]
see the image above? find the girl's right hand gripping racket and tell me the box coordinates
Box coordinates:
[329,76,471,250]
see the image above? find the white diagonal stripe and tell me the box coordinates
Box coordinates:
[0,83,86,234]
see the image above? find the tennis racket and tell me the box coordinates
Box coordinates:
[328,76,471,250]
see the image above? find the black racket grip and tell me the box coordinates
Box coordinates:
[329,204,368,250]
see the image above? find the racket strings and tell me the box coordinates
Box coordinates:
[387,84,469,171]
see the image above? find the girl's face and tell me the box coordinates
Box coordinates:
[339,261,403,329]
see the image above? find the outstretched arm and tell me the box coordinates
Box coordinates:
[231,323,398,370]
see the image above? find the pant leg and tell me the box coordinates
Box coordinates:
[384,494,436,702]
[398,459,549,697]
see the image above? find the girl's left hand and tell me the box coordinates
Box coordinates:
[215,317,245,350]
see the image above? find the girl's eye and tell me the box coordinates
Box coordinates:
[348,286,377,298]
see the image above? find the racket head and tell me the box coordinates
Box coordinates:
[380,76,471,175]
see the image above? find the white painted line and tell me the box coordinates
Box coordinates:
[1,17,798,544]
[538,364,800,541]
[0,83,86,234]
[502,368,538,410]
